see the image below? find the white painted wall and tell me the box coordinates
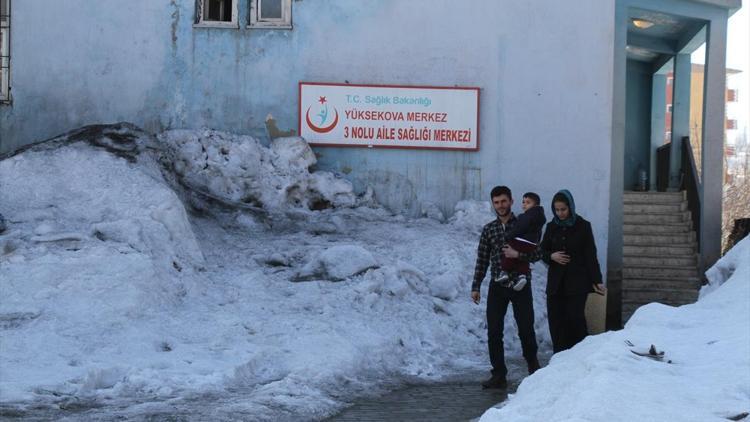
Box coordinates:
[0,0,615,272]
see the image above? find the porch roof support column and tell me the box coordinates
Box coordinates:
[650,73,668,191]
[668,53,691,191]
[700,15,728,270]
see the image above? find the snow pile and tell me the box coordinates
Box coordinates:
[158,129,357,212]
[480,237,750,422]
[0,138,212,405]
[700,236,749,298]
[448,200,495,233]
[0,141,204,274]
[295,244,379,281]
[0,126,553,420]
[420,202,446,222]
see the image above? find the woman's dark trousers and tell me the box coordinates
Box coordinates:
[547,292,588,353]
[486,281,538,378]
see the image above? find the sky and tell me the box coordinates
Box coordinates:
[690,5,748,68]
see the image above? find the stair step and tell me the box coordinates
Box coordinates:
[623,288,699,303]
[623,277,701,290]
[623,191,685,204]
[622,298,696,317]
[623,265,699,278]
[623,255,697,267]
[623,244,696,256]
[623,212,689,224]
[623,203,687,213]
[624,233,696,245]
[623,223,691,234]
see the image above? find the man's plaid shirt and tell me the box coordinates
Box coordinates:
[472,214,528,292]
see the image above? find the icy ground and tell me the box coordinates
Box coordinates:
[480,237,750,422]
[0,126,551,420]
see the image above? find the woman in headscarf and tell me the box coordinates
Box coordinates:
[504,189,606,353]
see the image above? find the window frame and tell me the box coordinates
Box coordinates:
[1,0,10,104]
[194,0,240,29]
[248,0,292,29]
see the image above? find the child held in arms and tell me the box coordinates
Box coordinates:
[495,192,546,291]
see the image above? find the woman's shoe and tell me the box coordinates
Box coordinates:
[481,374,508,389]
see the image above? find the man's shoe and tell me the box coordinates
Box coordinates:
[481,375,508,389]
[512,274,528,291]
[527,357,541,375]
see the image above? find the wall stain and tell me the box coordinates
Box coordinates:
[265,114,296,139]
[170,0,180,52]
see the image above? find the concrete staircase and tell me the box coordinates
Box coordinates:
[622,191,701,322]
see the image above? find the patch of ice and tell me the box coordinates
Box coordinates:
[30,232,86,243]
[81,367,127,391]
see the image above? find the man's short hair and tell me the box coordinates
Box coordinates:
[490,185,512,200]
[523,192,541,205]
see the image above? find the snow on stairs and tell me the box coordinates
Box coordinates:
[622,191,701,322]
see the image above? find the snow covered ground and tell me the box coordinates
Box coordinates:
[0,127,551,420]
[4,126,746,421]
[480,237,750,422]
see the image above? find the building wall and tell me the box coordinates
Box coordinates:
[0,0,615,271]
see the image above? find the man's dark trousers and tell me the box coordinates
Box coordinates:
[486,280,538,378]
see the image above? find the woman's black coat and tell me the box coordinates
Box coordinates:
[539,216,602,296]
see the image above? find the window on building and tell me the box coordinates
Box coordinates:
[248,0,292,29]
[727,89,737,102]
[195,0,238,28]
[726,119,737,130]
[0,0,9,103]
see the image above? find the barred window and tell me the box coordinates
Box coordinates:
[248,0,291,29]
[195,0,239,28]
[727,89,737,102]
[1,0,9,103]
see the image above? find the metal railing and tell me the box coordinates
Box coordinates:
[681,136,701,251]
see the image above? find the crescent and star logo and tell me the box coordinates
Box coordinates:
[306,96,339,133]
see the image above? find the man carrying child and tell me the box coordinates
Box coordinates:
[470,187,544,389]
